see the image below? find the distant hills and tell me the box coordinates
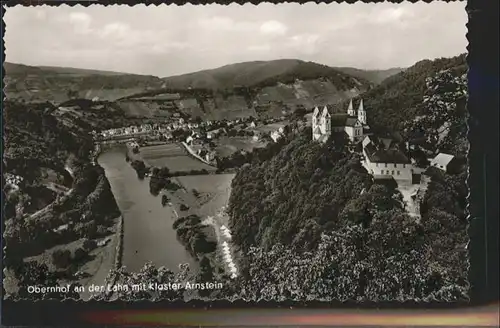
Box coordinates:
[2,59,402,120]
[333,67,405,85]
[161,59,378,90]
[3,62,164,102]
[4,62,132,77]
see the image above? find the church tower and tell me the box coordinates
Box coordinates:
[357,99,367,125]
[312,106,322,141]
[347,99,356,116]
[321,106,331,135]
[312,106,320,128]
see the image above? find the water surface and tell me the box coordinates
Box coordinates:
[98,146,196,273]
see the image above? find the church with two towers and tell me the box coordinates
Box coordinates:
[312,98,370,143]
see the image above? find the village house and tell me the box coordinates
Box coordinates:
[362,136,413,182]
[312,99,370,143]
[270,130,282,142]
[197,148,216,162]
[430,153,461,173]
[163,132,173,140]
[207,128,227,139]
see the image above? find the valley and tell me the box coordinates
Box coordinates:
[2,54,469,302]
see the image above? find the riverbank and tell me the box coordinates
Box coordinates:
[98,147,197,274]
[160,173,235,278]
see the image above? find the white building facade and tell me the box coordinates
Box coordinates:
[312,99,369,143]
[362,137,413,182]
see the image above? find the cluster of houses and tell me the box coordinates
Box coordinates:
[97,118,237,142]
[95,115,289,166]
[312,98,462,184]
[96,123,158,139]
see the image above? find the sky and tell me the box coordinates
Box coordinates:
[4,2,467,77]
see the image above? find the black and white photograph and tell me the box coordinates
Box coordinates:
[3,2,469,302]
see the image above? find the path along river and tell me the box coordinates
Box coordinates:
[97,146,197,273]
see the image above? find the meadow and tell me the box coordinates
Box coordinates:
[139,143,216,173]
[215,137,267,157]
[172,174,235,219]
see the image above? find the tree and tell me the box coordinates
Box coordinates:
[51,249,72,269]
[199,256,214,282]
[91,262,194,301]
[12,260,81,300]
[73,247,88,263]
[83,239,97,251]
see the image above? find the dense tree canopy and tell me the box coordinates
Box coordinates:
[224,54,469,301]
[228,134,373,252]
[353,54,467,134]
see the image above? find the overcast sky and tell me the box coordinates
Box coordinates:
[4,2,467,77]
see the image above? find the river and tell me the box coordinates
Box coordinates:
[97,146,197,273]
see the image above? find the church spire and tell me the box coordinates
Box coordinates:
[357,98,366,124]
[347,99,355,116]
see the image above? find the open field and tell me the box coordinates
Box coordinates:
[215,137,267,157]
[164,174,235,221]
[139,143,216,172]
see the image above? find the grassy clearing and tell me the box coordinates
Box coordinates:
[173,174,235,219]
[215,137,267,157]
[139,143,216,172]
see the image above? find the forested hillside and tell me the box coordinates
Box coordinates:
[3,100,121,300]
[161,59,370,90]
[405,68,468,156]
[334,66,404,85]
[228,134,373,252]
[223,54,469,301]
[223,135,467,302]
[356,54,467,134]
